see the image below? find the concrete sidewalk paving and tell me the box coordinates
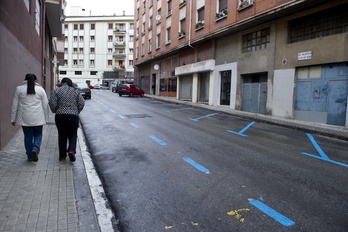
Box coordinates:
[0,114,105,232]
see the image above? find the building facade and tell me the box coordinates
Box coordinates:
[60,15,135,87]
[0,0,65,150]
[134,0,348,128]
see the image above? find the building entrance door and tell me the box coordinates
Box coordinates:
[220,71,231,105]
[242,73,267,114]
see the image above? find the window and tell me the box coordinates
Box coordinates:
[156,33,161,48]
[79,36,84,42]
[64,24,68,29]
[65,36,68,41]
[90,71,97,75]
[78,60,83,65]
[130,23,134,29]
[179,18,186,37]
[79,48,83,53]
[90,60,95,66]
[167,0,172,15]
[90,48,95,53]
[91,23,95,30]
[166,27,171,44]
[108,36,113,42]
[60,71,67,75]
[35,0,41,35]
[107,60,113,65]
[74,24,78,30]
[142,22,145,34]
[288,5,348,43]
[73,60,78,65]
[130,35,134,42]
[129,60,134,66]
[64,60,68,66]
[24,0,30,11]
[148,38,152,52]
[242,28,270,53]
[143,1,146,14]
[73,36,78,41]
[149,16,153,29]
[64,48,68,53]
[157,9,161,23]
[129,48,133,54]
[218,0,227,12]
[75,71,82,75]
[108,48,113,53]
[90,36,95,41]
[80,24,84,30]
[73,48,78,53]
[197,7,205,22]
[108,23,113,29]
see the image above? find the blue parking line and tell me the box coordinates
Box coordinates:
[182,157,210,173]
[130,123,139,128]
[249,199,295,227]
[149,135,167,145]
[164,107,192,113]
[227,121,255,137]
[118,115,125,119]
[301,133,348,168]
[189,113,218,122]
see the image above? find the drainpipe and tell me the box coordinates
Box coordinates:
[42,1,46,89]
[188,0,197,61]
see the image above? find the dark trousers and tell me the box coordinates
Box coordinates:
[55,114,79,157]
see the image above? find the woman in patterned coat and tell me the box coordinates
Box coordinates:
[49,78,85,162]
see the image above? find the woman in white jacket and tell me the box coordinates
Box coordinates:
[11,73,48,162]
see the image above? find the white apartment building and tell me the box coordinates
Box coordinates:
[60,15,134,87]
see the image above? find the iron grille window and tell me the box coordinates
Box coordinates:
[288,5,348,43]
[242,28,270,53]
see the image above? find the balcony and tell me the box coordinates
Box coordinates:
[114,28,126,34]
[46,0,64,37]
[113,41,126,47]
[113,65,126,70]
[113,53,126,59]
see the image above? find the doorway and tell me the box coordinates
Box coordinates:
[220,70,231,105]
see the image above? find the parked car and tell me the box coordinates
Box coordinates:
[73,83,91,99]
[111,79,134,92]
[118,84,144,97]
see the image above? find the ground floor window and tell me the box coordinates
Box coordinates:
[160,77,177,92]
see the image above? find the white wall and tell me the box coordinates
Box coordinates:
[272,69,295,118]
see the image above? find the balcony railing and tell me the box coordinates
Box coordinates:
[113,41,126,46]
[114,28,126,34]
[113,53,126,58]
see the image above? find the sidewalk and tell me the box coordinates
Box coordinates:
[0,114,100,232]
[145,94,348,140]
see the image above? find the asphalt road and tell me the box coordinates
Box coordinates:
[79,89,348,232]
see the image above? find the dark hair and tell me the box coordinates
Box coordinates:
[25,73,37,95]
[61,77,73,87]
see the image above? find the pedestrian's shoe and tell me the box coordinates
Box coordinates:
[59,155,66,161]
[31,150,38,162]
[68,150,76,162]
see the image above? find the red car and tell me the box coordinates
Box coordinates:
[118,84,145,97]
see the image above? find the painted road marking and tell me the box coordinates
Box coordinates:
[164,107,192,113]
[118,115,126,119]
[182,157,210,173]
[227,121,255,137]
[301,133,348,168]
[149,135,167,145]
[130,123,139,128]
[249,199,295,227]
[189,113,218,122]
[227,208,250,223]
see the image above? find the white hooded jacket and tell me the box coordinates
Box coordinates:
[11,81,49,126]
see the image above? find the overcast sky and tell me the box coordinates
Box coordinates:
[66,0,134,16]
